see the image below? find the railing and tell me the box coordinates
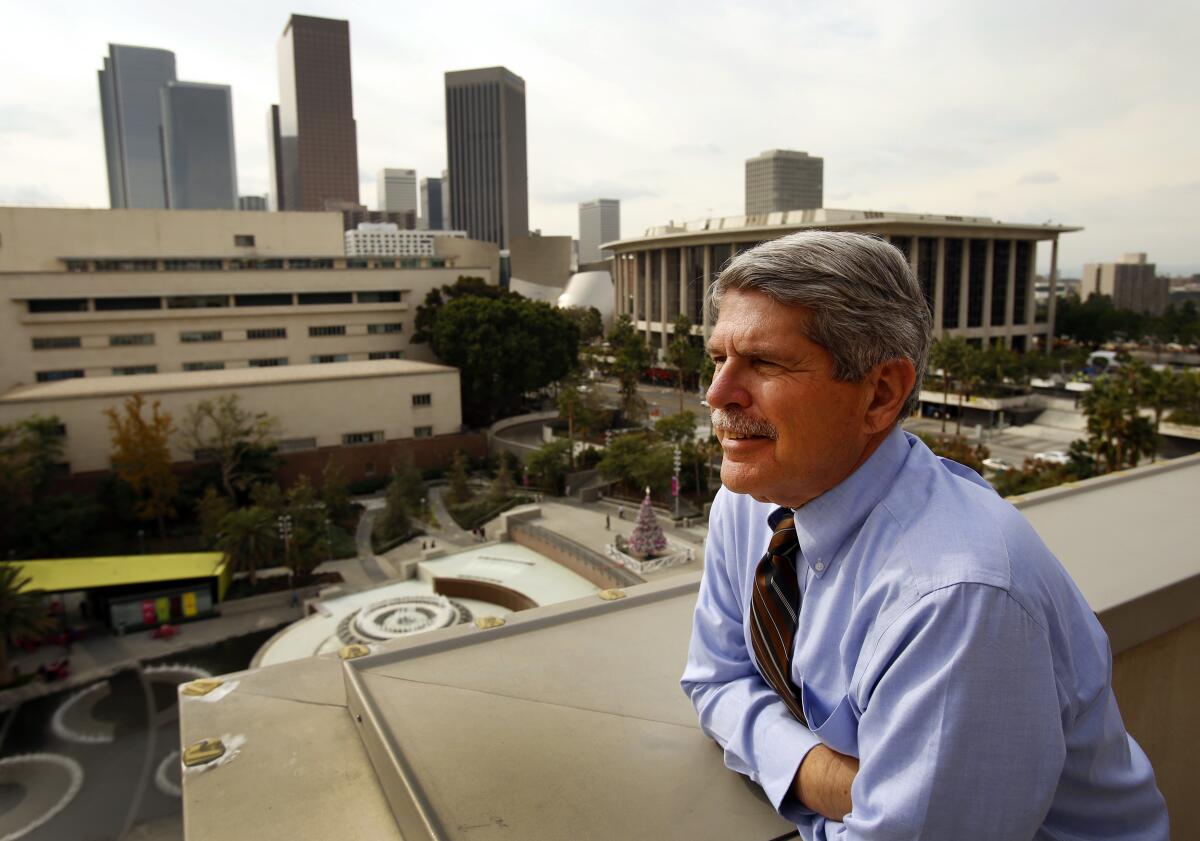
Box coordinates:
[606,543,694,574]
[508,521,643,588]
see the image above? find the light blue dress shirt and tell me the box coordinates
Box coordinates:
[682,427,1168,840]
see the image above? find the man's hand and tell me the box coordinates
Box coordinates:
[794,744,859,821]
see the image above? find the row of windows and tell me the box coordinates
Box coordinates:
[64,256,447,272]
[29,324,408,350]
[341,427,432,445]
[33,350,407,381]
[26,290,406,314]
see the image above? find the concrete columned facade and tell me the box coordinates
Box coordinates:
[605,208,1079,357]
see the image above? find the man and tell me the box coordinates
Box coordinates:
[681,232,1167,839]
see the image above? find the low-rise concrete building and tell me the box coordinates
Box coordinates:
[1081,253,1168,315]
[0,360,462,476]
[0,207,498,393]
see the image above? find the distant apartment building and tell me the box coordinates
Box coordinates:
[609,208,1079,355]
[420,176,444,230]
[378,169,417,215]
[578,199,620,264]
[1081,253,1168,315]
[99,44,237,210]
[744,149,823,214]
[345,224,466,258]
[0,207,503,397]
[445,67,528,247]
[339,207,415,232]
[239,195,268,211]
[269,15,359,211]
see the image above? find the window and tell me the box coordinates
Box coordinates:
[356,290,401,304]
[29,299,88,313]
[183,361,225,371]
[181,330,223,343]
[249,357,288,367]
[368,351,403,360]
[367,322,403,335]
[308,325,346,337]
[311,354,348,364]
[32,336,82,350]
[288,258,333,270]
[247,327,286,340]
[164,259,222,271]
[342,430,384,445]
[94,259,157,272]
[234,234,256,247]
[36,369,84,382]
[298,291,352,305]
[278,437,317,452]
[113,365,157,376]
[95,296,161,311]
[412,393,432,407]
[347,259,370,269]
[65,260,88,272]
[167,294,228,309]
[235,293,292,307]
[413,426,433,438]
[109,333,154,346]
[48,423,67,437]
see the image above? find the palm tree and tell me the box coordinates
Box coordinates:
[216,506,276,586]
[930,336,970,434]
[0,564,52,686]
[1135,365,1179,462]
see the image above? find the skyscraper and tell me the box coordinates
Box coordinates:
[578,199,620,264]
[271,15,359,211]
[98,44,177,209]
[266,105,285,211]
[161,82,237,209]
[378,169,417,214]
[444,67,528,247]
[744,149,824,214]
[420,176,444,230]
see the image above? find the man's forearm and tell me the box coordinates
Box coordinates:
[794,744,858,821]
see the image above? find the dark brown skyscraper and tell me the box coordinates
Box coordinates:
[445,67,528,248]
[269,15,359,211]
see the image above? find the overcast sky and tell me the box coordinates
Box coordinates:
[2,0,1197,275]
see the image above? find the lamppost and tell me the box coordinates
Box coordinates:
[672,444,681,518]
[277,514,293,579]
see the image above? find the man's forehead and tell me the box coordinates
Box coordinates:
[709,293,811,345]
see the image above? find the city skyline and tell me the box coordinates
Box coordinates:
[2,0,1198,274]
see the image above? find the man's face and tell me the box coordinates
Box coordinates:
[706,288,876,508]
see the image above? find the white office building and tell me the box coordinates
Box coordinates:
[377,168,418,215]
[345,223,466,258]
[579,199,620,265]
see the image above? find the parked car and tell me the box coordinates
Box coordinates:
[982,457,1012,473]
[1033,450,1070,465]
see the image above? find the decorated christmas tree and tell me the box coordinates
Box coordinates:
[628,487,667,558]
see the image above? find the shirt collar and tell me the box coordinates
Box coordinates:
[790,425,912,578]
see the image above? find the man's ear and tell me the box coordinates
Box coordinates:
[863,359,917,433]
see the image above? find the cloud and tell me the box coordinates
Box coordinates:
[670,143,723,156]
[1019,170,1061,184]
[0,184,65,205]
[535,184,659,205]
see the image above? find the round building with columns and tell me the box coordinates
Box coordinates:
[604,208,1079,354]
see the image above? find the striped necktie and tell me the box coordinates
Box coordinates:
[749,507,807,726]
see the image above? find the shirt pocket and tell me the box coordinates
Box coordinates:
[800,682,860,758]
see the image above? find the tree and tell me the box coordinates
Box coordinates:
[1135,365,1180,460]
[655,411,697,446]
[381,471,413,542]
[448,451,471,504]
[1080,369,1157,473]
[526,440,571,494]
[216,506,276,585]
[561,306,604,343]
[178,395,278,500]
[597,432,674,497]
[0,416,90,559]
[929,337,971,434]
[105,394,178,540]
[320,460,353,526]
[431,296,581,426]
[555,378,606,468]
[282,476,331,580]
[196,486,232,546]
[665,314,704,413]
[0,564,51,686]
[411,276,506,345]
[608,315,651,423]
[490,457,515,499]
[627,489,667,559]
[389,452,426,511]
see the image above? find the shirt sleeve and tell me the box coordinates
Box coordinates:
[829,583,1066,840]
[680,498,823,823]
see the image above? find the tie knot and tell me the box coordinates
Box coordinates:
[767,507,797,557]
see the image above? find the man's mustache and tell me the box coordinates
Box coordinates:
[710,408,778,440]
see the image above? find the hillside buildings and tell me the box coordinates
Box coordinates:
[578,199,619,265]
[608,207,1080,354]
[744,149,823,214]
[99,44,237,210]
[269,15,359,211]
[445,67,528,247]
[1082,253,1168,315]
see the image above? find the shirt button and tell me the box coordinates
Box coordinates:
[815,561,825,572]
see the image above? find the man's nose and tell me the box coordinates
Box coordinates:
[706,361,750,409]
